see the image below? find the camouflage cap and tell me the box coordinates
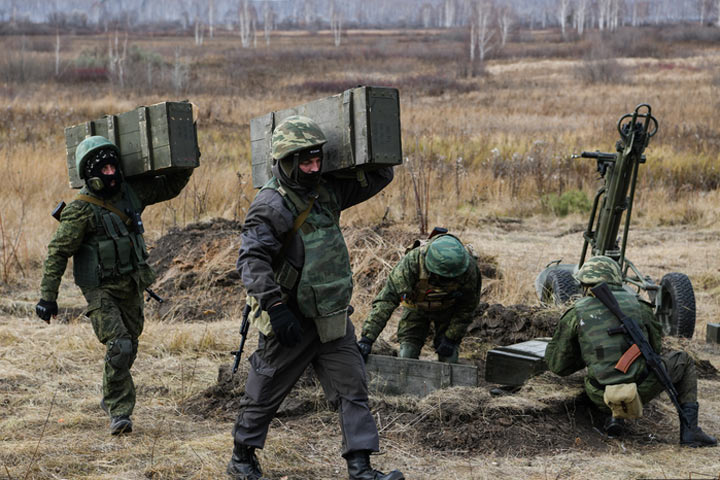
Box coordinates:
[75,136,119,179]
[574,256,623,286]
[424,235,470,278]
[271,115,328,161]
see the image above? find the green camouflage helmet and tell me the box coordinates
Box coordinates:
[75,136,119,179]
[574,256,623,286]
[271,115,327,161]
[424,235,470,278]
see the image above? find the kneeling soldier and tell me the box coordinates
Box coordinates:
[358,234,481,363]
[36,136,193,435]
[546,256,716,447]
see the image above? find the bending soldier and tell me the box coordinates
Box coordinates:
[546,256,716,447]
[359,234,481,363]
[36,136,193,435]
[230,115,404,480]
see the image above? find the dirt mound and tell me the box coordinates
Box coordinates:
[466,302,561,346]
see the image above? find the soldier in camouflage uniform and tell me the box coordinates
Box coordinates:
[358,234,481,363]
[546,256,716,447]
[229,116,404,480]
[36,136,192,435]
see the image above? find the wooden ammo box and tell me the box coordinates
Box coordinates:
[707,323,720,344]
[484,339,550,386]
[65,101,200,188]
[250,86,402,188]
[366,354,477,397]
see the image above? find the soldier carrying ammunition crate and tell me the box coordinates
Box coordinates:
[35,135,193,435]
[358,232,482,364]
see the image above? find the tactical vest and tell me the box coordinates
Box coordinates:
[576,288,650,386]
[72,184,150,288]
[248,178,353,343]
[399,235,468,311]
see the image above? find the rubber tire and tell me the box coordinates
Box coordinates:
[657,272,696,338]
[542,269,580,305]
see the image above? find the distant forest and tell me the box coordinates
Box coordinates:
[1,0,719,33]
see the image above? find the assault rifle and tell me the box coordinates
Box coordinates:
[591,282,690,428]
[231,303,252,375]
[51,201,164,304]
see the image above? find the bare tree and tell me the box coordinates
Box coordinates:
[420,3,434,28]
[194,16,204,45]
[209,0,214,38]
[108,30,128,88]
[556,0,570,38]
[497,5,513,46]
[575,0,588,35]
[716,0,720,26]
[443,0,456,28]
[238,0,255,48]
[330,0,342,47]
[54,27,60,77]
[262,0,275,46]
[469,0,495,76]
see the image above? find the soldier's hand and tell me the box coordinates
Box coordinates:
[434,335,456,358]
[357,336,373,362]
[268,303,303,348]
[35,299,58,323]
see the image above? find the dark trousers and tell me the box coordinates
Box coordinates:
[232,318,380,456]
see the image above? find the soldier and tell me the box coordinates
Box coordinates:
[358,234,481,363]
[35,136,193,435]
[546,256,716,447]
[229,115,404,480]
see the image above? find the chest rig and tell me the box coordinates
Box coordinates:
[72,183,149,288]
[248,178,352,343]
[400,236,467,312]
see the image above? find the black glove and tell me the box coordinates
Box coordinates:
[268,303,303,348]
[434,335,456,358]
[357,336,373,362]
[35,299,58,323]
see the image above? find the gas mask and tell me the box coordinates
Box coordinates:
[84,149,122,197]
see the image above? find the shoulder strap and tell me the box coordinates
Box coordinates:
[76,194,131,225]
[277,194,316,260]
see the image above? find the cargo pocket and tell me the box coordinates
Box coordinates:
[310,277,353,317]
[116,237,134,275]
[97,239,117,277]
[245,352,277,402]
[73,243,101,288]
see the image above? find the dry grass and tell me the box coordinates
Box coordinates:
[2,27,720,479]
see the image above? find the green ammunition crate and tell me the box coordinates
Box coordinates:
[65,101,200,189]
[250,86,402,188]
[485,339,550,386]
[707,323,720,344]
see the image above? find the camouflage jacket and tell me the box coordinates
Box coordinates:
[546,287,663,381]
[40,169,193,303]
[237,165,394,315]
[361,247,482,343]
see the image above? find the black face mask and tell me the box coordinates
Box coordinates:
[85,149,122,197]
[279,148,323,189]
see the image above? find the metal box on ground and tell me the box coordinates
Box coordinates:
[707,323,720,344]
[65,101,200,188]
[485,338,550,386]
[365,354,477,397]
[250,86,402,188]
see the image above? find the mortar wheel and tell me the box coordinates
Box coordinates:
[541,269,580,305]
[656,272,696,338]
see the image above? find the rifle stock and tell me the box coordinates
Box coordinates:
[591,282,690,427]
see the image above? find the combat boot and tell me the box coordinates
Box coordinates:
[226,444,269,480]
[603,416,625,438]
[679,402,717,447]
[109,415,132,435]
[345,450,405,480]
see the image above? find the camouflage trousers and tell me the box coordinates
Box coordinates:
[585,350,698,413]
[396,308,459,363]
[86,289,144,417]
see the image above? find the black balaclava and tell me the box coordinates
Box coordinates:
[84,148,122,197]
[279,147,323,189]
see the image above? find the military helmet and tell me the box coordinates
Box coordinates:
[271,115,327,161]
[424,235,470,278]
[574,256,623,286]
[75,136,120,179]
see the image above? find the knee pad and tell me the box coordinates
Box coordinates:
[107,338,134,370]
[398,343,421,359]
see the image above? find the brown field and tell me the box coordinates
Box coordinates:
[1,26,720,479]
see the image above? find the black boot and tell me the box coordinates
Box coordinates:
[109,415,132,435]
[603,416,625,438]
[345,450,405,480]
[679,402,717,448]
[226,444,269,480]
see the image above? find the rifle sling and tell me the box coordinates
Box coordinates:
[274,195,315,267]
[76,194,131,225]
